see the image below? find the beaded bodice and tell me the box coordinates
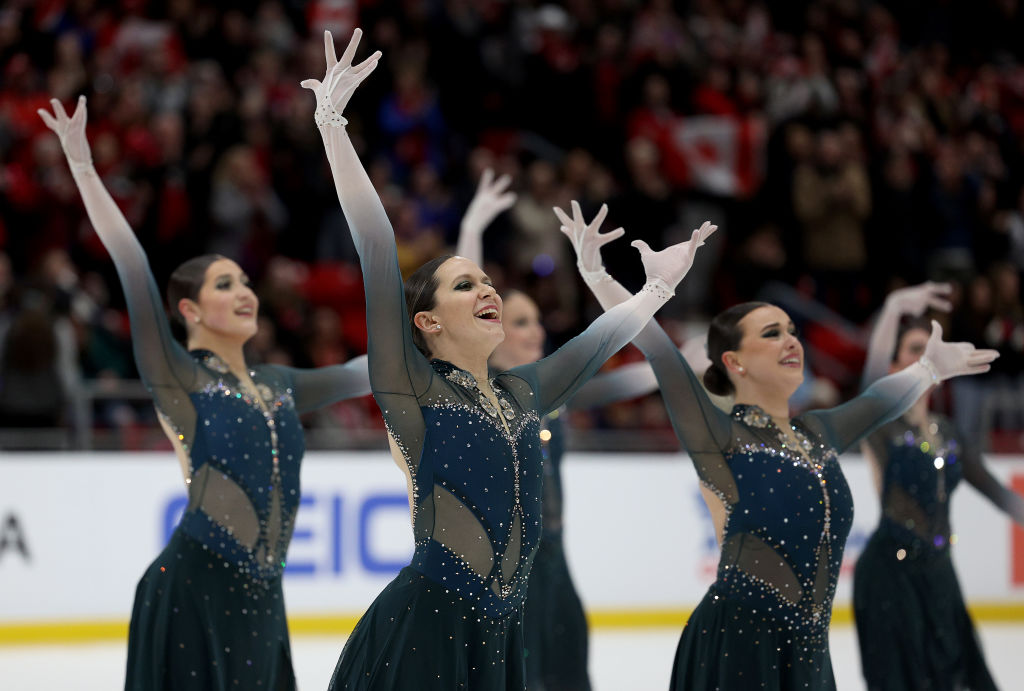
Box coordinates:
[388,360,543,618]
[712,404,854,642]
[171,351,305,584]
[866,414,964,551]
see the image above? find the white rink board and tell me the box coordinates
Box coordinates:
[2,451,1024,623]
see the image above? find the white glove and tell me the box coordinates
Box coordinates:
[553,201,624,283]
[37,95,93,172]
[631,221,717,297]
[886,281,953,316]
[918,320,999,383]
[300,29,382,128]
[461,169,517,239]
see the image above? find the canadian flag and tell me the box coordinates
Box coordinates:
[667,115,765,198]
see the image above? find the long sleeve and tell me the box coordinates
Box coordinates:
[860,297,903,390]
[70,165,196,409]
[959,436,1024,526]
[318,125,433,399]
[565,360,659,410]
[802,362,934,454]
[581,274,733,452]
[270,354,371,414]
[455,220,483,267]
[507,287,671,415]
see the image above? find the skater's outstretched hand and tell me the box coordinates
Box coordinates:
[919,321,999,383]
[885,281,953,316]
[37,95,92,169]
[553,201,624,283]
[301,29,381,127]
[632,220,717,296]
[457,169,516,262]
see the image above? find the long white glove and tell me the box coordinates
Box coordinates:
[553,201,625,284]
[916,320,998,384]
[37,95,93,173]
[455,168,517,265]
[554,200,717,304]
[300,29,382,127]
[861,281,954,388]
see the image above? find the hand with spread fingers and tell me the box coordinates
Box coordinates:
[300,28,382,128]
[37,95,92,171]
[631,220,717,296]
[553,201,624,284]
[919,320,999,383]
[885,281,954,316]
[456,168,517,264]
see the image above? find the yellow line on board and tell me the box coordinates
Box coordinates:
[4,603,1024,646]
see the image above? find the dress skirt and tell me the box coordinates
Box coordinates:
[671,587,836,690]
[853,528,996,691]
[125,528,295,691]
[523,537,591,690]
[329,566,525,690]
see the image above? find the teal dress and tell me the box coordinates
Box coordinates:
[629,323,932,690]
[324,132,661,690]
[853,415,997,690]
[98,225,370,690]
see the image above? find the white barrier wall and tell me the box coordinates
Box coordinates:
[2,451,1024,624]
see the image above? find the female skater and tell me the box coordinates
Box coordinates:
[39,97,371,690]
[854,282,1024,690]
[302,30,703,689]
[557,202,999,690]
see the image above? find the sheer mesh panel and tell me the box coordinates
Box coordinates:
[190,464,260,548]
[811,547,831,605]
[721,533,803,605]
[432,483,494,578]
[500,511,523,584]
[883,485,934,542]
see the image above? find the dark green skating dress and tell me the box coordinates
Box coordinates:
[854,414,997,691]
[320,120,667,690]
[88,195,370,690]
[630,324,934,690]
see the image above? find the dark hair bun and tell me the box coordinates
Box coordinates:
[703,363,734,396]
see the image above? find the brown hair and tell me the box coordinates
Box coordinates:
[703,301,772,396]
[166,254,226,325]
[404,255,454,357]
[893,315,932,363]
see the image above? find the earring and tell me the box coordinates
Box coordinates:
[737,366,745,373]
[194,316,200,324]
[434,324,442,331]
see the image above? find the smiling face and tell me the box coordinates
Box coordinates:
[182,258,259,343]
[490,291,545,369]
[726,305,804,398]
[416,256,505,356]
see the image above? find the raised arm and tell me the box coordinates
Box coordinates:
[454,168,516,266]
[567,337,729,411]
[861,282,952,389]
[302,30,431,398]
[38,97,195,403]
[270,354,371,414]
[805,321,998,453]
[509,206,707,414]
[556,203,734,451]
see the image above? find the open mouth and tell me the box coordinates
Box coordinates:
[780,356,801,367]
[475,307,500,322]
[235,306,256,317]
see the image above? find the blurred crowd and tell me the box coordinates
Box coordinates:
[1,0,1023,450]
